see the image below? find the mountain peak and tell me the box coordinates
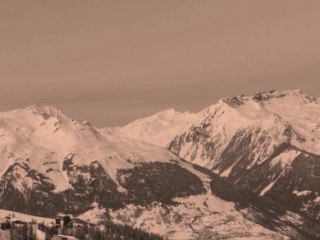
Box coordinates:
[219,89,316,107]
[155,108,178,116]
[25,105,63,118]
[250,89,304,101]
[153,108,194,120]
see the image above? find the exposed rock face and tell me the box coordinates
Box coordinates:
[1,99,320,239]
[168,91,320,221]
[0,105,205,217]
[115,90,320,222]
[0,159,206,218]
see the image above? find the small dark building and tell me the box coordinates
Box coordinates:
[55,215,72,227]
[56,217,62,226]
[0,221,11,230]
[0,217,11,230]
[63,216,71,226]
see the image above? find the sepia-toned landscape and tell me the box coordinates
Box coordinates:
[1,1,320,239]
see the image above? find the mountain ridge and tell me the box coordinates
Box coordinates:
[0,103,302,239]
[1,92,320,239]
[112,89,320,222]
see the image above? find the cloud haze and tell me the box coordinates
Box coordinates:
[1,0,320,126]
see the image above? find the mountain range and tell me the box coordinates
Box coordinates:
[1,89,320,239]
[110,89,320,222]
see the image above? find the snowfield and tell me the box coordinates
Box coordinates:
[101,109,196,147]
[0,209,53,225]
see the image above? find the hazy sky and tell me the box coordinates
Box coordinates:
[1,0,320,126]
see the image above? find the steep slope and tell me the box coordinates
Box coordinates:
[107,162,320,240]
[115,89,320,221]
[0,105,177,191]
[0,104,319,239]
[0,105,200,216]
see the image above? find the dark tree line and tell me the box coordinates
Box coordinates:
[38,222,166,240]
[9,223,36,240]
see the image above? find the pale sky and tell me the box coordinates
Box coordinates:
[1,0,320,126]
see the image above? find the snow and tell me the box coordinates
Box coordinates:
[260,180,277,196]
[314,196,320,203]
[270,150,301,169]
[57,235,77,240]
[79,149,288,239]
[0,96,316,239]
[221,162,237,177]
[36,229,46,240]
[0,209,54,224]
[77,206,106,224]
[108,194,287,240]
[262,91,320,154]
[293,190,312,197]
[100,108,196,147]
[0,105,179,193]
[115,89,320,170]
[76,155,288,239]
[0,90,317,193]
[0,90,312,195]
[280,211,304,226]
[0,229,10,240]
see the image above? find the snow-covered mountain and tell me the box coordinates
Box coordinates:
[1,103,319,239]
[101,108,196,147]
[0,104,178,192]
[113,89,320,222]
